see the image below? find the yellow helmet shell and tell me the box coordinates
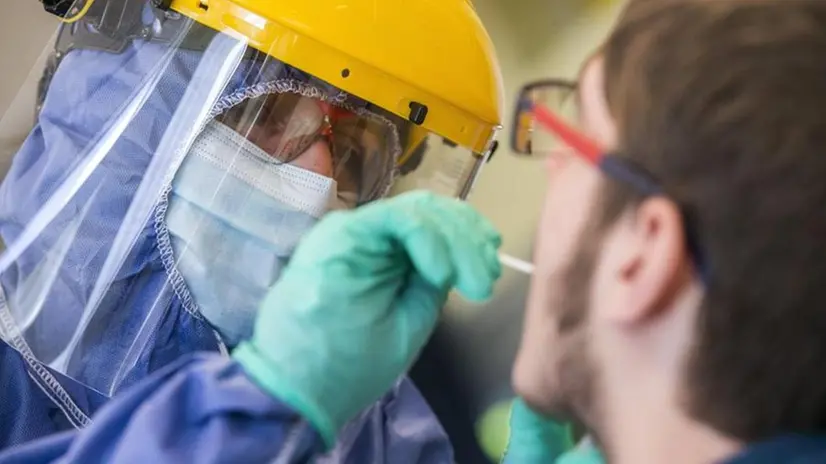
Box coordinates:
[170,0,504,153]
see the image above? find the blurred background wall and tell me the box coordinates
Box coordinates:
[0,1,57,171]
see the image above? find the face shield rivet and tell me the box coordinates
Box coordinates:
[341,69,351,78]
[408,102,428,125]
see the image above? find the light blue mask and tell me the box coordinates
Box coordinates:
[166,120,338,346]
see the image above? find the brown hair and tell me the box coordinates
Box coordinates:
[598,0,826,441]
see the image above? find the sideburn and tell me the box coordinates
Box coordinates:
[555,185,626,443]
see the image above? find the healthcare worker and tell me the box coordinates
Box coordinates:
[7,1,826,463]
[0,0,503,460]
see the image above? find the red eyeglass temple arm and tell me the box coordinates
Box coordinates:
[532,104,603,163]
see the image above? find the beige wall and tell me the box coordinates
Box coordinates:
[0,2,57,113]
[0,1,57,168]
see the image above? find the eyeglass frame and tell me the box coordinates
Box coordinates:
[511,79,708,284]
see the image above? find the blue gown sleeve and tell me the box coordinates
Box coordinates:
[0,354,326,464]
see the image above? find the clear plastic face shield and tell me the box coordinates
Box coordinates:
[0,8,494,396]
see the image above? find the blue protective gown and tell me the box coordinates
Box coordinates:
[0,25,451,462]
[0,353,825,464]
[0,354,449,463]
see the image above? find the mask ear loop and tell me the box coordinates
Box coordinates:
[315,101,362,209]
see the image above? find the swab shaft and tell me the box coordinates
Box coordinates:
[498,253,534,275]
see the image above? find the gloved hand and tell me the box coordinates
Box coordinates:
[233,191,502,448]
[557,438,605,464]
[502,398,574,463]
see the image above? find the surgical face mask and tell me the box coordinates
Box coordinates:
[166,120,339,346]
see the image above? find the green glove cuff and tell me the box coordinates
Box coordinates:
[502,399,576,462]
[232,342,337,450]
[557,440,606,464]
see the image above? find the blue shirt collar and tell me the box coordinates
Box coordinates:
[723,434,826,464]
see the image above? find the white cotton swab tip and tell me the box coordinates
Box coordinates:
[498,252,534,275]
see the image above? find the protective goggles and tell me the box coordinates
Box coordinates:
[216,92,398,204]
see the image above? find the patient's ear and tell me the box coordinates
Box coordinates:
[608,197,687,325]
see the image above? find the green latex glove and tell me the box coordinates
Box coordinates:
[233,191,502,448]
[558,439,605,464]
[502,398,575,463]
